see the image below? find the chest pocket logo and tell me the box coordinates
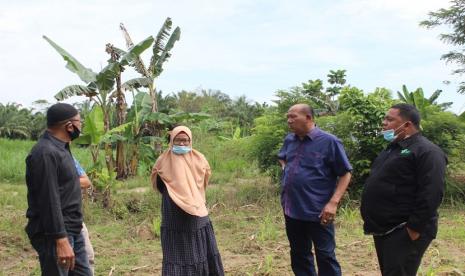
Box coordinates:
[400,149,411,157]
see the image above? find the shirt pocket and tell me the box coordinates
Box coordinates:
[300,151,324,168]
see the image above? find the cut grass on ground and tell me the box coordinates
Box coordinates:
[1,179,465,276]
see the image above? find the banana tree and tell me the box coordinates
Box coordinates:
[119,18,180,153]
[74,105,105,165]
[43,35,154,175]
[110,91,210,176]
[74,105,117,207]
[397,85,453,119]
[106,43,128,179]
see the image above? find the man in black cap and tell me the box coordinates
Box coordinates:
[25,103,92,275]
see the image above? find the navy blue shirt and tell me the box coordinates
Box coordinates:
[278,128,352,221]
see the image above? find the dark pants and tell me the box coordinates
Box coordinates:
[285,215,341,276]
[30,233,92,276]
[373,227,432,276]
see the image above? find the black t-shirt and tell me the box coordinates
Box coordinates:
[361,133,447,238]
[25,131,83,240]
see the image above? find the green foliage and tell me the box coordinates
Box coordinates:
[0,138,93,183]
[149,18,181,78]
[301,69,348,115]
[165,90,265,137]
[326,69,347,97]
[76,105,105,145]
[0,139,33,182]
[274,87,312,114]
[248,109,287,180]
[43,35,97,83]
[0,103,46,140]
[45,34,154,116]
[421,0,465,94]
[422,111,465,173]
[256,213,280,242]
[316,112,358,165]
[397,85,452,118]
[120,18,181,115]
[338,87,393,187]
[151,216,161,238]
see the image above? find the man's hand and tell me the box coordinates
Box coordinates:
[56,237,75,270]
[79,175,92,189]
[278,159,286,170]
[406,227,420,241]
[319,200,338,225]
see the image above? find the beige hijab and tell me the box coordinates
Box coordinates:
[151,126,211,217]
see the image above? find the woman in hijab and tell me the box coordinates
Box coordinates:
[151,126,224,276]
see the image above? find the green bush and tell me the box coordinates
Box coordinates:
[422,111,465,166]
[248,109,287,181]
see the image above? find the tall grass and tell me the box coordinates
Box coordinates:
[0,132,261,188]
[0,139,34,183]
[0,138,94,183]
[193,131,262,185]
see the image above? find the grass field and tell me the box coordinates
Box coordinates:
[1,137,465,275]
[1,177,465,276]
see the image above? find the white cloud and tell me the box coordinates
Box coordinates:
[0,0,464,113]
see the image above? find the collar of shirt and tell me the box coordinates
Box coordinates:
[43,131,70,150]
[291,127,322,141]
[390,132,421,149]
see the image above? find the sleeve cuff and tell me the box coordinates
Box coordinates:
[45,231,68,239]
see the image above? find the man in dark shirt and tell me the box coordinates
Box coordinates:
[361,103,447,276]
[278,104,352,276]
[25,103,92,275]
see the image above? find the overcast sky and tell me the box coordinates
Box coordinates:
[1,0,464,114]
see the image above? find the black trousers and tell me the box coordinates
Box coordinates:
[373,227,432,276]
[30,233,92,276]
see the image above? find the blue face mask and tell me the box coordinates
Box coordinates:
[172,145,192,155]
[381,129,396,142]
[380,122,407,142]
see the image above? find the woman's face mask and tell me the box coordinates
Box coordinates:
[172,145,192,155]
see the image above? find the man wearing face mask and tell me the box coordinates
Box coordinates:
[25,103,92,275]
[361,103,447,276]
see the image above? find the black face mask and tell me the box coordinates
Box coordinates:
[67,124,81,140]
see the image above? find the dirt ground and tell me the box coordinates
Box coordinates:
[1,183,465,275]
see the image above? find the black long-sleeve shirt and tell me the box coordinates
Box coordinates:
[25,131,83,240]
[361,133,447,238]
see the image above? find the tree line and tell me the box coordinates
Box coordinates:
[2,1,465,203]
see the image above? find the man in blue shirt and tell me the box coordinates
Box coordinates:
[278,104,352,276]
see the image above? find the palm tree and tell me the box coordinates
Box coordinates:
[0,103,32,139]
